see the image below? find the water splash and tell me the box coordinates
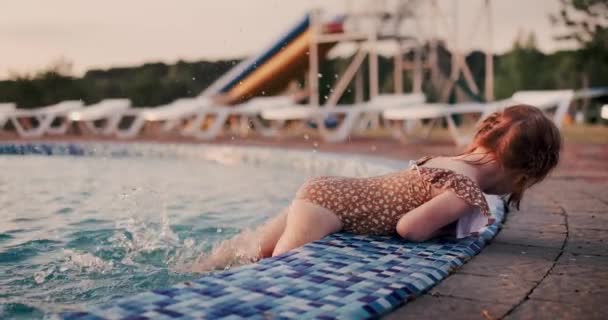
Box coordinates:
[2,144,384,317]
[190,228,262,273]
[33,266,56,284]
[62,250,114,273]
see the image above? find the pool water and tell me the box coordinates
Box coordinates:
[0,144,400,319]
[0,147,339,319]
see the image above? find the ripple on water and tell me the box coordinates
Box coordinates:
[10,218,36,223]
[0,303,44,320]
[166,204,187,211]
[68,218,109,227]
[3,228,42,236]
[54,207,74,215]
[4,229,29,235]
[65,229,115,249]
[0,239,62,263]
[0,233,14,243]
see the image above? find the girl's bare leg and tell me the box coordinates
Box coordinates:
[257,207,289,257]
[272,200,342,257]
[192,208,289,273]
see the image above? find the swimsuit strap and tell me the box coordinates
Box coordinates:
[414,155,434,166]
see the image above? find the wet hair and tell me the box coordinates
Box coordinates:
[463,104,562,209]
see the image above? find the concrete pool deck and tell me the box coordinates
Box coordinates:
[3,134,607,319]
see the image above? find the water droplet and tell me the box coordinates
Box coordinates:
[34,272,46,284]
[317,73,323,78]
[217,228,223,233]
[184,238,195,247]
[192,77,196,81]
[303,134,310,140]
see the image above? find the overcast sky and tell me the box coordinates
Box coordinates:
[1,0,573,79]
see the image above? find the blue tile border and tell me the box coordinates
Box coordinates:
[0,142,506,319]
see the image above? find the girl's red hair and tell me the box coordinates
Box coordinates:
[465,104,562,209]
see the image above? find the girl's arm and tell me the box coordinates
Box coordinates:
[396,191,473,242]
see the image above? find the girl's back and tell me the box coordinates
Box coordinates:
[295,155,491,236]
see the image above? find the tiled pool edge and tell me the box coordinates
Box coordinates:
[0,142,506,319]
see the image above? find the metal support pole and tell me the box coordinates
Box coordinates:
[485,0,494,101]
[308,10,320,107]
[413,42,423,93]
[355,69,364,103]
[325,49,368,106]
[429,1,441,94]
[394,44,404,94]
[368,33,379,99]
[429,38,440,93]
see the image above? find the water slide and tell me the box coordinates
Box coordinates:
[201,14,344,105]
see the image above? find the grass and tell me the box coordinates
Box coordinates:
[561,124,608,144]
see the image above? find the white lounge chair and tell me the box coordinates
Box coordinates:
[182,96,295,140]
[0,103,15,111]
[68,99,131,135]
[574,87,608,100]
[260,93,426,143]
[383,101,507,146]
[0,103,17,130]
[383,89,576,146]
[114,97,211,138]
[8,100,84,138]
[511,90,575,129]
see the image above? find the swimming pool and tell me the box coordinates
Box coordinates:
[0,142,403,319]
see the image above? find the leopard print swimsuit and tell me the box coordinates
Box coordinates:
[295,156,493,236]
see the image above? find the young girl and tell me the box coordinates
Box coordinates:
[193,104,561,272]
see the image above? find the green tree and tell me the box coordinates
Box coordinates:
[3,59,86,108]
[494,32,555,99]
[550,0,608,88]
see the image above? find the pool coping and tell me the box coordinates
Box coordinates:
[385,167,608,319]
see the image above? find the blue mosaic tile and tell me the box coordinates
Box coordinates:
[59,214,504,319]
[0,143,506,319]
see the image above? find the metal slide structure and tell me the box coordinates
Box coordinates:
[201,14,343,105]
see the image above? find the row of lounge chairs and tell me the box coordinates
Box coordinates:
[0,89,601,145]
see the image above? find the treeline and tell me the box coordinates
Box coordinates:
[0,59,238,108]
[1,39,605,110]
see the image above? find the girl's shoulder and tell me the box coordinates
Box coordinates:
[413,156,491,218]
